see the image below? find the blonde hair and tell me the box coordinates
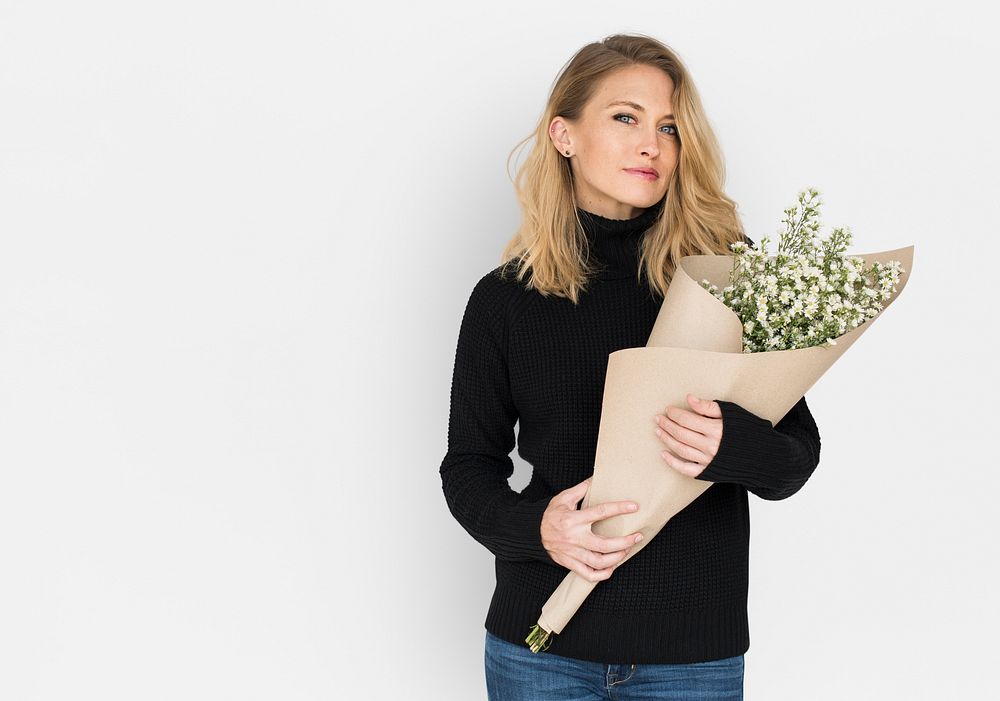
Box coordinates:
[499,33,746,304]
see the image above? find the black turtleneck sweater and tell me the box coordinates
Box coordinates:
[439,197,822,664]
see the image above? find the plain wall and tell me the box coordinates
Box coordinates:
[1,1,996,698]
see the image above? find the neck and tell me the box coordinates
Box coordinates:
[576,195,666,278]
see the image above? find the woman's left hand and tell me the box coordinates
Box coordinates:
[653,393,723,478]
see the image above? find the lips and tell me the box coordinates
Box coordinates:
[625,168,659,180]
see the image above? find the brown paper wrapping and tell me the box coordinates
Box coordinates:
[534,246,914,638]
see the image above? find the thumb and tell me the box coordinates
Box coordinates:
[688,392,721,418]
[564,475,592,502]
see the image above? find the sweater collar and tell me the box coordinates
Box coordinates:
[576,195,666,277]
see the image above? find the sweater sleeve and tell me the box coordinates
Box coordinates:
[439,272,554,564]
[695,395,822,501]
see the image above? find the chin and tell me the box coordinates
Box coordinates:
[625,191,666,208]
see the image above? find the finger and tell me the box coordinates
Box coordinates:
[686,393,722,418]
[571,544,632,570]
[574,499,638,526]
[561,476,592,506]
[660,447,705,478]
[566,556,615,583]
[657,414,713,461]
[657,427,712,464]
[656,415,721,462]
[586,531,644,554]
[664,403,716,437]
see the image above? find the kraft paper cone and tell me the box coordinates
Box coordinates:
[530,246,914,647]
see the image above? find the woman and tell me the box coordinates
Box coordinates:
[439,33,821,700]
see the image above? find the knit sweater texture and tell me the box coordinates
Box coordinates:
[439,195,822,664]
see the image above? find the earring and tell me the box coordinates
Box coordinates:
[564,150,571,156]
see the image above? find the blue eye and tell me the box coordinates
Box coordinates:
[613,113,678,136]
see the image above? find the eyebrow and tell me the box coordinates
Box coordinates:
[606,100,674,120]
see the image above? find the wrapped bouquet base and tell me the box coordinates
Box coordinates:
[526,245,914,652]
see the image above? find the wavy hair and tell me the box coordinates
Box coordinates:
[499,33,746,304]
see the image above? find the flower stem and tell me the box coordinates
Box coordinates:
[525,624,553,653]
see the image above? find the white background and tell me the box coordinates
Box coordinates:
[1,1,997,699]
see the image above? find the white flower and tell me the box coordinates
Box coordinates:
[719,188,902,352]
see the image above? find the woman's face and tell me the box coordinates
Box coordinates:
[550,64,679,220]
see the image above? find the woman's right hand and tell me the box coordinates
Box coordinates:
[540,476,644,583]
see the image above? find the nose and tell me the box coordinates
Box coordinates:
[639,128,660,159]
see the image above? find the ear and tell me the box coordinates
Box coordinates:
[548,117,571,154]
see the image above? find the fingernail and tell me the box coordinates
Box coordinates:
[634,534,643,543]
[628,503,638,511]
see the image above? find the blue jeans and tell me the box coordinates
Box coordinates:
[485,630,744,700]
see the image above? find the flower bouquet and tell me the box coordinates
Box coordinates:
[525,188,913,653]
